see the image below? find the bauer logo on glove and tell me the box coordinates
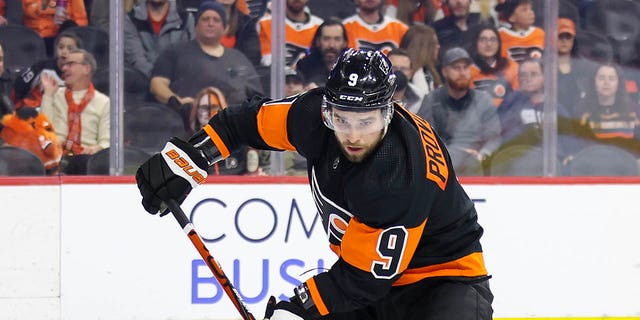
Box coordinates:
[162,142,208,187]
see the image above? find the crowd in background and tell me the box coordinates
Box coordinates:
[1,0,640,177]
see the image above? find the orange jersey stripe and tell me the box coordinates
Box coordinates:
[305,277,329,316]
[203,124,231,158]
[329,243,341,256]
[393,252,488,286]
[594,132,635,139]
[256,102,296,151]
[340,217,426,279]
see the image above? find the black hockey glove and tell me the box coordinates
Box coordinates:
[136,137,209,215]
[264,296,309,320]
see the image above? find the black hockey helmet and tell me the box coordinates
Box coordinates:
[322,49,396,132]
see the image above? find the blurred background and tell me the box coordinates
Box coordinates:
[1,0,640,177]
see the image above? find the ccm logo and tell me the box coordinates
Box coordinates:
[339,94,364,102]
[165,149,206,184]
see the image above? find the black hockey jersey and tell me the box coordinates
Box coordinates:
[205,88,488,316]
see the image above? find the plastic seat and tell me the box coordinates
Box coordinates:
[0,25,46,74]
[4,0,24,25]
[575,30,614,63]
[488,145,544,176]
[123,101,166,112]
[176,0,201,12]
[93,66,150,104]
[568,144,639,176]
[65,26,110,68]
[448,146,484,176]
[582,0,640,65]
[0,146,46,176]
[124,105,187,154]
[86,147,152,175]
[583,0,640,37]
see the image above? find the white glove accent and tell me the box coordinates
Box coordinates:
[268,309,304,320]
[161,142,208,189]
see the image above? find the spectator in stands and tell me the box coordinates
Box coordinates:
[283,68,307,176]
[40,49,110,161]
[0,0,7,25]
[343,0,408,54]
[124,0,195,77]
[258,0,323,67]
[13,31,82,109]
[399,24,441,97]
[185,86,263,175]
[218,0,261,67]
[572,62,640,155]
[468,24,519,107]
[383,0,439,26]
[307,0,356,20]
[15,32,79,97]
[22,0,88,56]
[0,44,15,117]
[90,0,143,31]
[295,18,348,88]
[417,47,501,175]
[497,58,575,160]
[557,17,593,113]
[387,48,424,113]
[432,0,494,56]
[150,1,263,106]
[391,67,409,106]
[495,0,544,63]
[284,67,304,97]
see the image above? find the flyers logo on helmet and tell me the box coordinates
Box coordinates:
[165,149,206,184]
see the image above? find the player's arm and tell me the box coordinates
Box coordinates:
[135,91,317,214]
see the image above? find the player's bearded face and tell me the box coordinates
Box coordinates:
[332,108,386,163]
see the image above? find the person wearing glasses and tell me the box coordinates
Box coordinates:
[13,31,83,109]
[40,48,109,173]
[469,25,519,107]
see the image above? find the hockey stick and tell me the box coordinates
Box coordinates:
[164,199,256,320]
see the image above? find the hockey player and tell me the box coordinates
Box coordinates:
[136,48,493,319]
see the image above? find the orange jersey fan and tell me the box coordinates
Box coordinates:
[470,60,519,107]
[499,26,545,63]
[343,15,408,55]
[258,14,323,67]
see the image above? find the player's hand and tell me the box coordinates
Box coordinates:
[136,137,208,215]
[264,296,307,320]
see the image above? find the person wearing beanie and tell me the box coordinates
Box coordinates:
[149,0,263,106]
[194,1,227,28]
[495,0,545,63]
